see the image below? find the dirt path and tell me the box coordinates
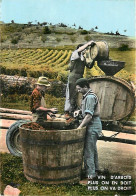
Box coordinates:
[0,119,16,153]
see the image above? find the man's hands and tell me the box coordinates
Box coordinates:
[87,40,95,47]
[74,110,81,118]
[77,40,95,53]
[77,125,82,129]
[36,107,58,114]
[77,113,92,129]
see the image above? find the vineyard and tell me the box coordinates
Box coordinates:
[0,48,135,83]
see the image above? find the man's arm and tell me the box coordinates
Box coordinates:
[77,113,92,129]
[77,40,95,53]
[70,40,95,61]
[36,107,58,114]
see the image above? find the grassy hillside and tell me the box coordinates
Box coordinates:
[0,23,135,49]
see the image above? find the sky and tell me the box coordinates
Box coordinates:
[0,0,135,37]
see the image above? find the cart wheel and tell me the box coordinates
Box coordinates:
[6,120,30,157]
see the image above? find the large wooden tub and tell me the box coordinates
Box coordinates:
[19,121,86,185]
[78,76,135,122]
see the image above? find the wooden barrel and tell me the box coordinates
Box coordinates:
[77,76,135,121]
[19,121,86,185]
[90,41,109,61]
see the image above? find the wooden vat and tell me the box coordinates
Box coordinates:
[19,121,86,185]
[78,76,135,121]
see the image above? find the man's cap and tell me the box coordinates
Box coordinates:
[76,78,89,86]
[36,76,51,87]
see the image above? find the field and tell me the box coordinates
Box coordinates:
[1,48,136,83]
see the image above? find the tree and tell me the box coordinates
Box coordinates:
[110,31,114,35]
[79,26,83,29]
[28,22,32,26]
[116,31,120,35]
[59,23,67,27]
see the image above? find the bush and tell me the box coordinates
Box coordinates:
[118,44,130,51]
[11,38,19,44]
[43,26,51,34]
[11,34,21,44]
[20,68,27,77]
[56,37,61,42]
[28,70,42,78]
[0,66,6,74]
[45,70,58,79]
[4,68,19,75]
[46,80,66,98]
[80,30,88,35]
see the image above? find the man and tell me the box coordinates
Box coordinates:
[30,76,58,123]
[64,40,95,120]
[75,78,102,180]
